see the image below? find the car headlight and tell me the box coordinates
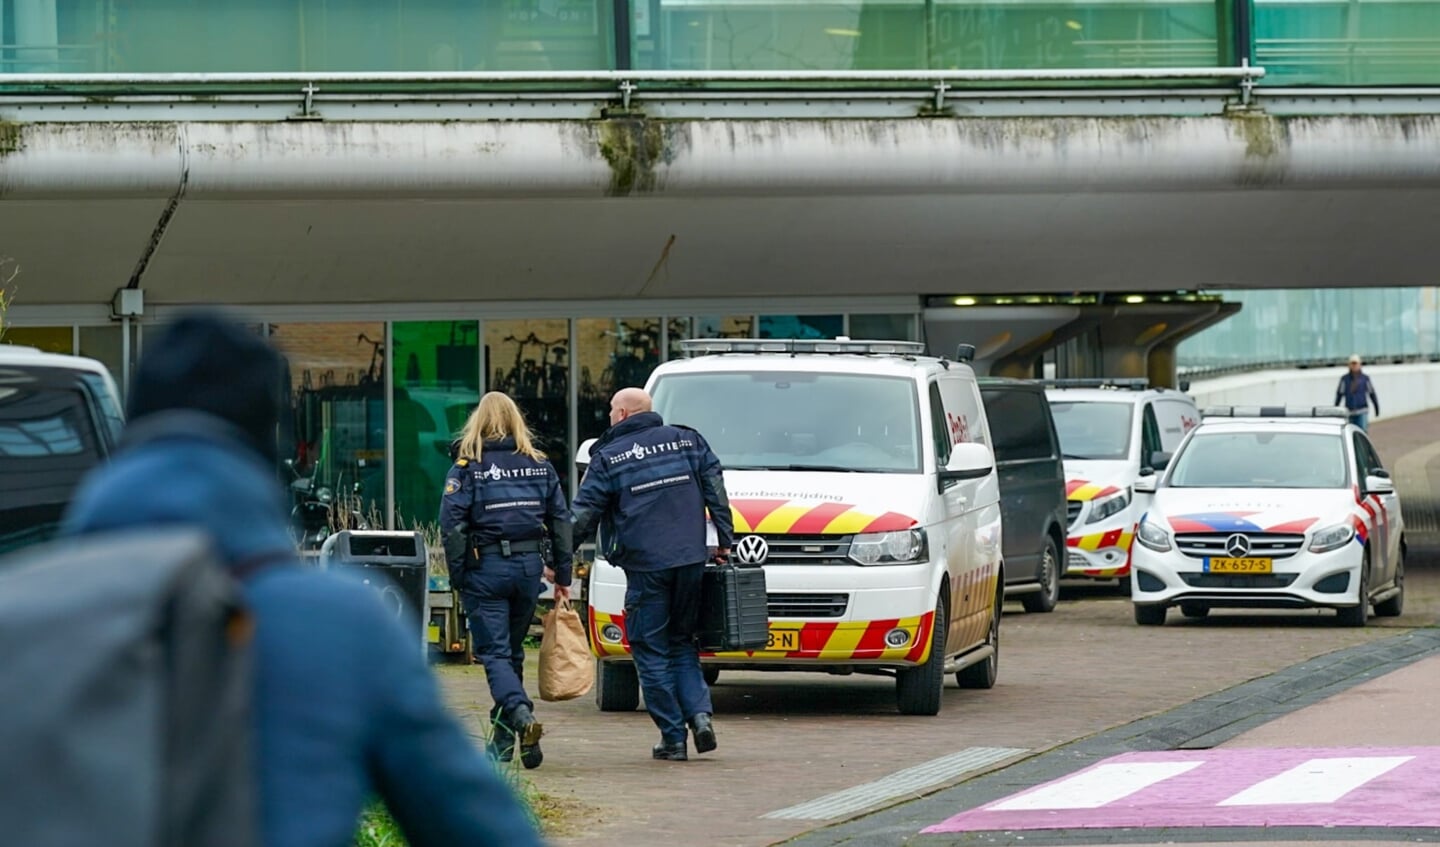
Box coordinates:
[1136,518,1172,552]
[849,529,928,566]
[1309,522,1355,553]
[1086,488,1132,524]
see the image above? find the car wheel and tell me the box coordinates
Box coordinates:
[1022,538,1061,614]
[1115,573,1133,596]
[703,666,721,686]
[1336,552,1371,628]
[595,660,641,712]
[896,592,948,715]
[1374,549,1404,618]
[958,582,1002,690]
[1180,603,1210,619]
[1134,603,1167,626]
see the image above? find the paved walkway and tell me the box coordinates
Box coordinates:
[787,409,1440,847]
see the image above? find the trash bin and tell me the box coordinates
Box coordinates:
[319,530,429,645]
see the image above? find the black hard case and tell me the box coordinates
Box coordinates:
[698,563,770,652]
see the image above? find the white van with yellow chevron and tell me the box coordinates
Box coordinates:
[1043,380,1200,588]
[579,339,1003,716]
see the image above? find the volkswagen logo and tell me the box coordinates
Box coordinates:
[735,535,770,565]
[1225,533,1252,558]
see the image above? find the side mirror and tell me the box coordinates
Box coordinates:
[1364,474,1395,495]
[576,437,599,470]
[1371,468,1391,479]
[939,442,993,486]
[1134,475,1158,495]
[1150,451,1172,472]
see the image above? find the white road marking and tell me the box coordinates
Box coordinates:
[1219,756,1414,806]
[761,747,1025,821]
[988,761,1204,811]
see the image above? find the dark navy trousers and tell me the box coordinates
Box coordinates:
[624,563,713,744]
[460,552,544,728]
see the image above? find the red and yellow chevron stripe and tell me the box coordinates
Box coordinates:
[588,607,937,665]
[729,498,916,535]
[1065,479,1121,502]
[1066,527,1136,551]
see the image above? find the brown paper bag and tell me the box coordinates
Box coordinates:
[538,598,594,702]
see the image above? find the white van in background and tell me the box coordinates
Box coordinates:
[1043,380,1200,585]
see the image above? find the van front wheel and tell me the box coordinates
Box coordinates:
[595,660,640,712]
[958,582,1002,689]
[896,593,947,716]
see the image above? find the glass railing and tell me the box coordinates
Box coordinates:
[1,0,1436,85]
[1178,287,1440,375]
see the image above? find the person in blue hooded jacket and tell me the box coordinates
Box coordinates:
[63,310,542,847]
[571,387,733,761]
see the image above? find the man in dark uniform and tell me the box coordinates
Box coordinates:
[440,393,573,769]
[572,387,733,761]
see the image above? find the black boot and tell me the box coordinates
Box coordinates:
[689,713,717,754]
[652,739,688,761]
[485,722,515,763]
[508,704,544,770]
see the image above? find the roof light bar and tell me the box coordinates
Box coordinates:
[676,338,928,357]
[1201,406,1349,419]
[1039,378,1151,390]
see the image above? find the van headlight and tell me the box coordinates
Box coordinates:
[1309,522,1355,554]
[849,529,928,565]
[1136,518,1172,552]
[1086,488,1132,524]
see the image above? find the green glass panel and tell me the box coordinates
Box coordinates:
[759,314,842,339]
[2,1,614,75]
[392,320,479,529]
[636,1,1219,71]
[1255,0,1440,85]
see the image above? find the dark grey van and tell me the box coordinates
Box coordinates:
[978,378,1067,613]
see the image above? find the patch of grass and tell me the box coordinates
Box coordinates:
[351,715,582,846]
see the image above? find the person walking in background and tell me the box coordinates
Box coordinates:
[1336,354,1380,430]
[441,392,573,770]
[571,387,733,762]
[64,311,543,847]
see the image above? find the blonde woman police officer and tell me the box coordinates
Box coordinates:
[440,392,573,769]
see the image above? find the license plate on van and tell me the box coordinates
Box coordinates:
[1205,557,1273,573]
[765,627,800,652]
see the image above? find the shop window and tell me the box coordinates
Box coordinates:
[3,326,71,353]
[577,317,662,446]
[849,313,918,341]
[270,322,388,525]
[759,314,842,340]
[483,319,571,481]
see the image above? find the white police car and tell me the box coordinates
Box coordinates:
[1129,406,1404,627]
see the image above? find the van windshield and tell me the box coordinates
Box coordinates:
[651,371,922,473]
[1049,400,1133,461]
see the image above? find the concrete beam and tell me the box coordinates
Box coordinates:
[924,305,1083,376]
[1151,301,1243,388]
[1093,302,1228,386]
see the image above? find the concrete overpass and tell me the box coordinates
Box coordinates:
[4,71,1440,385]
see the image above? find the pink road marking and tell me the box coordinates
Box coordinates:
[924,747,1440,833]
